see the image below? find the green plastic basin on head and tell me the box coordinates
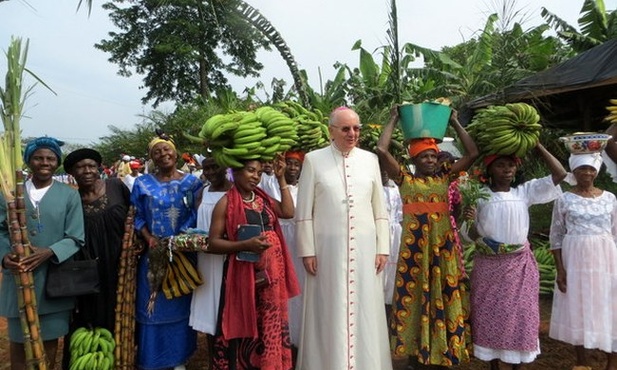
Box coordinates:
[398,102,452,142]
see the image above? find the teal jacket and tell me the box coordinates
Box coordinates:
[0,180,85,317]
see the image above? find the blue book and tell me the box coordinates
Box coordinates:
[236,224,262,262]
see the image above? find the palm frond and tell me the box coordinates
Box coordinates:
[578,0,608,40]
[232,1,309,106]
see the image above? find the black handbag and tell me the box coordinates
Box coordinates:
[45,247,100,298]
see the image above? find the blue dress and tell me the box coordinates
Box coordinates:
[131,173,203,369]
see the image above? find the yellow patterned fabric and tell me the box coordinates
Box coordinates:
[389,169,472,365]
[162,251,203,299]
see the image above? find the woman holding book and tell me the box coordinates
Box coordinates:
[207,155,300,370]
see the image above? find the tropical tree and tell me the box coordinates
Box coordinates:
[96,0,271,107]
[542,0,617,52]
[96,0,309,109]
[400,4,568,108]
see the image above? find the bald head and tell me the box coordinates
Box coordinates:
[328,106,361,152]
[329,107,360,126]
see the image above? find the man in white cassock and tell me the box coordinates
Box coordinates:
[295,107,393,370]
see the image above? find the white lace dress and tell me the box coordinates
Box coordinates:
[549,191,617,352]
[189,186,226,335]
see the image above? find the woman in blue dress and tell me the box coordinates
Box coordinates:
[131,134,203,370]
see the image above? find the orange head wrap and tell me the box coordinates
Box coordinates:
[407,138,440,158]
[285,150,305,162]
[483,154,522,168]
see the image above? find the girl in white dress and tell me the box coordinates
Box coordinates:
[189,157,232,365]
[549,153,617,370]
[279,151,305,353]
[381,173,402,305]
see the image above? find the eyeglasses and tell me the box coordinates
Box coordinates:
[332,125,361,133]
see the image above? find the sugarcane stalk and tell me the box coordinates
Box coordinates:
[7,193,47,369]
[114,206,137,369]
[1,36,56,369]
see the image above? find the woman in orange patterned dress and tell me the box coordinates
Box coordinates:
[207,155,300,370]
[377,107,478,368]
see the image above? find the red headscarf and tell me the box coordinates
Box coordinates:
[129,160,141,170]
[407,138,440,158]
[285,150,305,162]
[483,154,522,168]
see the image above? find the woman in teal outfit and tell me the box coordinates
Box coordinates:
[0,137,85,370]
[131,134,203,370]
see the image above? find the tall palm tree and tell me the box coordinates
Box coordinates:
[542,0,617,52]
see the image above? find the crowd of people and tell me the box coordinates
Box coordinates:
[1,105,616,370]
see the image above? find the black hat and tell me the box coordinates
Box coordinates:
[63,148,102,173]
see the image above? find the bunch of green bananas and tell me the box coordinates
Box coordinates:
[69,327,115,370]
[195,107,298,168]
[273,100,330,152]
[533,243,557,295]
[358,124,405,158]
[467,102,542,158]
[604,98,617,123]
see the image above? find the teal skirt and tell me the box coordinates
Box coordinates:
[8,310,70,342]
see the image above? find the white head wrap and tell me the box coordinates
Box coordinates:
[194,154,206,165]
[564,153,603,185]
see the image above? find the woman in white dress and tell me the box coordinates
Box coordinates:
[189,157,232,365]
[469,143,566,370]
[549,153,617,370]
[278,150,305,355]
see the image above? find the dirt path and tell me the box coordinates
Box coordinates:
[0,277,608,370]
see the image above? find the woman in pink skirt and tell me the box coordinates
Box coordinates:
[468,143,566,370]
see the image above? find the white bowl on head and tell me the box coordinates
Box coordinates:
[558,133,612,154]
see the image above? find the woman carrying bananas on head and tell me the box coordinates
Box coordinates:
[207,154,300,370]
[465,145,566,370]
[376,106,478,369]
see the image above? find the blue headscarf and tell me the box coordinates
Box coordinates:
[23,137,64,164]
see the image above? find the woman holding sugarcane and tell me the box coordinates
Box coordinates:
[0,137,85,369]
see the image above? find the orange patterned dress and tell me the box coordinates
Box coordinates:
[389,169,471,365]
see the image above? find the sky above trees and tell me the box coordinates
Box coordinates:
[0,0,594,145]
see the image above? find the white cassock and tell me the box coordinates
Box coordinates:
[189,185,226,335]
[295,144,392,370]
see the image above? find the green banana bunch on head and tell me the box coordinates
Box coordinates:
[467,102,542,158]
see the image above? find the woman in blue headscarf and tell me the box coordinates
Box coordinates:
[0,137,85,369]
